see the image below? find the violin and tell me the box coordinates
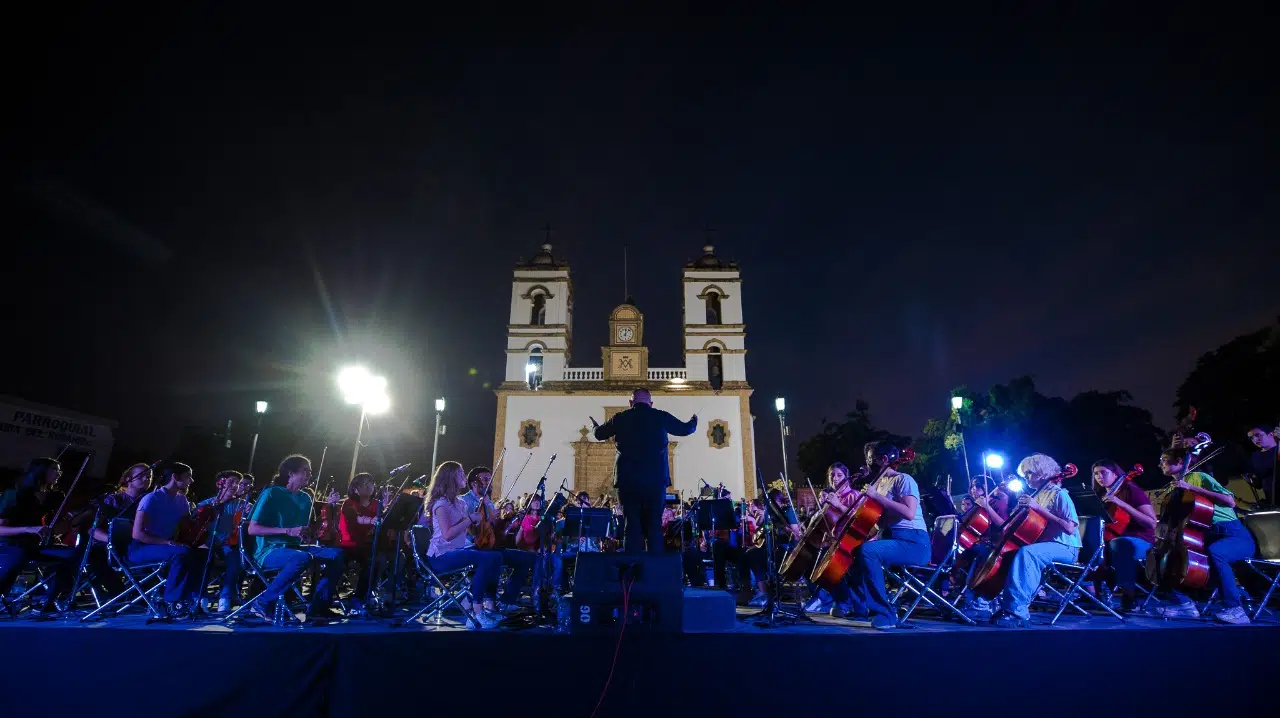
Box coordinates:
[968,462,1078,599]
[39,454,91,547]
[810,447,916,590]
[469,451,506,551]
[1100,464,1144,542]
[175,477,240,548]
[1146,413,1215,591]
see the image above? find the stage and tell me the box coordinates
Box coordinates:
[2,600,1275,717]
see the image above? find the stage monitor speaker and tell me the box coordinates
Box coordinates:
[569,552,683,634]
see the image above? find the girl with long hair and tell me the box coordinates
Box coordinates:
[423,461,502,629]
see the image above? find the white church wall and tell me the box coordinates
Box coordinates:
[682,275,743,325]
[500,392,750,501]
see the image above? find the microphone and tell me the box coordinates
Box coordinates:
[700,478,710,487]
[389,463,412,475]
[411,474,429,487]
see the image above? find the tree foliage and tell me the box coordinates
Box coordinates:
[795,400,911,488]
[1174,318,1280,443]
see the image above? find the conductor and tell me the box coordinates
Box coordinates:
[593,388,697,553]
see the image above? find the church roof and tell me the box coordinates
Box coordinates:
[517,243,568,268]
[686,244,738,270]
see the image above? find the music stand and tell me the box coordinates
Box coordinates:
[1069,487,1107,519]
[694,498,736,534]
[383,494,425,532]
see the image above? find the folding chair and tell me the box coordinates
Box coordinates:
[396,526,479,628]
[886,516,976,626]
[81,519,169,622]
[223,516,306,625]
[1,559,62,618]
[1240,510,1280,621]
[1038,519,1124,624]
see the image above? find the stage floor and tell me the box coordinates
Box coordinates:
[2,600,1276,716]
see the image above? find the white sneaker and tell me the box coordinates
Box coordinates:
[1214,606,1250,625]
[1156,601,1200,619]
[747,592,768,608]
[217,598,232,612]
[466,613,500,630]
[804,596,830,613]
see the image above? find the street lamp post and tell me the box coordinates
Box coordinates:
[338,366,390,480]
[775,397,791,495]
[951,396,973,488]
[248,400,268,475]
[431,398,446,472]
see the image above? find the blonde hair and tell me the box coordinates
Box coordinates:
[426,461,465,507]
[1016,453,1061,482]
[120,463,153,486]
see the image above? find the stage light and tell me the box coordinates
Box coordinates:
[255,400,268,414]
[435,398,446,412]
[985,453,1005,470]
[775,397,786,413]
[1006,478,1024,493]
[525,363,538,375]
[363,391,390,416]
[951,396,964,411]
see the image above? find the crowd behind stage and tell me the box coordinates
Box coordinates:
[0,420,1276,630]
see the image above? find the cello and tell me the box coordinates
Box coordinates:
[779,466,865,581]
[1100,464,1144,542]
[1145,431,1215,591]
[967,462,1078,599]
[810,446,915,590]
[956,480,1014,552]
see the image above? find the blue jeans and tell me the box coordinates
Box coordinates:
[499,548,536,604]
[1000,541,1078,619]
[128,543,208,603]
[1108,537,1151,593]
[258,546,345,610]
[1171,518,1256,608]
[833,527,930,619]
[0,544,77,608]
[217,544,243,601]
[428,548,503,601]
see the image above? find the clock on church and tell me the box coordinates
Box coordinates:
[603,303,647,380]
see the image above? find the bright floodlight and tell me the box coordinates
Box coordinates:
[775,397,786,413]
[363,390,391,416]
[434,398,445,412]
[951,396,964,411]
[255,400,268,414]
[339,366,389,412]
[525,363,538,375]
[985,453,1005,470]
[1006,478,1024,493]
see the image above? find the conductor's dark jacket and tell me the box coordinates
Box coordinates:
[594,404,697,491]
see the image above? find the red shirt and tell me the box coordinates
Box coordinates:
[1113,482,1155,544]
[338,498,378,547]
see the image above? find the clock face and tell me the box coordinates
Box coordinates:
[616,326,634,343]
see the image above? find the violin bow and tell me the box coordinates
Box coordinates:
[41,453,92,547]
[498,453,533,506]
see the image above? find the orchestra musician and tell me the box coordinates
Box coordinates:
[593,388,697,553]
[953,476,1012,607]
[128,461,210,617]
[78,462,154,599]
[338,472,386,614]
[463,466,537,611]
[423,461,502,629]
[246,455,347,621]
[1091,460,1156,612]
[1152,446,1255,624]
[0,458,79,616]
[986,454,1080,629]
[194,470,249,612]
[1245,422,1279,507]
[708,487,769,604]
[827,442,930,630]
[803,462,855,614]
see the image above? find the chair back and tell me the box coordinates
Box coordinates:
[929,514,957,566]
[1241,511,1280,561]
[410,526,433,561]
[107,518,134,557]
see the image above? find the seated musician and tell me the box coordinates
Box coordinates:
[804,462,854,613]
[987,454,1080,628]
[76,462,154,600]
[194,470,249,612]
[246,455,346,621]
[707,488,769,604]
[1154,447,1255,625]
[1245,422,1278,506]
[337,472,386,614]
[128,461,209,617]
[1091,460,1156,612]
[953,476,1012,607]
[463,466,538,610]
[424,461,503,629]
[828,442,930,630]
[0,458,79,616]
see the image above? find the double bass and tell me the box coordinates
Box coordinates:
[1145,430,1215,591]
[968,463,1078,599]
[810,447,915,590]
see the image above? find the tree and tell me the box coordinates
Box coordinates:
[795,400,911,488]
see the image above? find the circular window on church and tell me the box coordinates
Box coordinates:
[707,419,731,450]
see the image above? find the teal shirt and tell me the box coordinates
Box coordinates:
[1184,472,1237,525]
[250,486,312,563]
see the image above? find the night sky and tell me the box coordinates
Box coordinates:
[4,5,1276,482]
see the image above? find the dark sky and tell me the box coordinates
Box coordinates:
[3,5,1276,481]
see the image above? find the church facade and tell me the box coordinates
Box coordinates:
[491,243,757,502]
